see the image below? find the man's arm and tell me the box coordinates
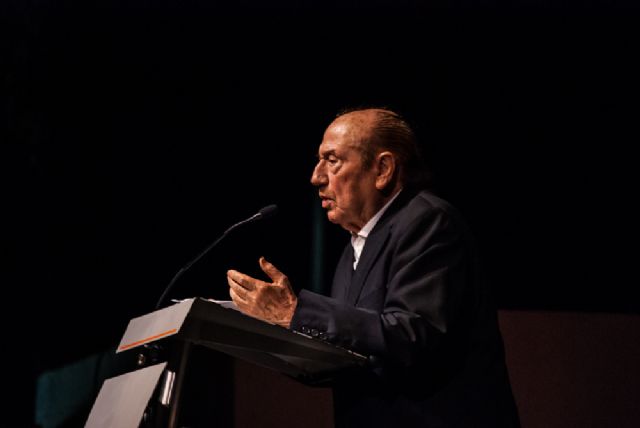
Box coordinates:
[291,207,473,367]
[225,205,473,367]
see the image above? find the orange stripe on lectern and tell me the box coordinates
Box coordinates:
[118,329,178,351]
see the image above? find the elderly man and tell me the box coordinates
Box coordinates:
[227,108,520,427]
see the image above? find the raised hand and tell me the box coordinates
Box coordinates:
[227,257,297,328]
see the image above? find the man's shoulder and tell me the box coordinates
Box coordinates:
[404,189,460,217]
[392,189,469,231]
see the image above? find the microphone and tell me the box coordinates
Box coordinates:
[154,204,278,310]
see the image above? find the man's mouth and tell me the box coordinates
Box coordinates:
[320,195,334,209]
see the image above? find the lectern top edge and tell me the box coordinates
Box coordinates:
[117,298,196,353]
[117,298,367,369]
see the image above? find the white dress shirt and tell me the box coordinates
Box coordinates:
[351,190,402,270]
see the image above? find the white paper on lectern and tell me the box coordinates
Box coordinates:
[117,298,196,353]
[85,362,167,428]
[206,299,239,311]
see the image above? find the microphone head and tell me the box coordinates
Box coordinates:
[257,204,278,220]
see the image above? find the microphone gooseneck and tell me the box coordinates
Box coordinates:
[257,204,278,220]
[154,204,278,310]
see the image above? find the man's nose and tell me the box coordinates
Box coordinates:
[310,162,326,187]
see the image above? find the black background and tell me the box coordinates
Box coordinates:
[2,0,639,424]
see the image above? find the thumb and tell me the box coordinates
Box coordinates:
[259,257,285,283]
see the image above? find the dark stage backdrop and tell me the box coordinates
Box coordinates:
[2,0,638,425]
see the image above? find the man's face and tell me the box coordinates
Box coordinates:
[310,119,380,233]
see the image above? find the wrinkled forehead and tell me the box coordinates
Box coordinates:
[320,113,374,153]
[318,124,359,157]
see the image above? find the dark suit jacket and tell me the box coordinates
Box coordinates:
[291,189,520,427]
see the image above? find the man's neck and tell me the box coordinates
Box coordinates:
[353,188,402,237]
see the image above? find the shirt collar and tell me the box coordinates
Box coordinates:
[353,189,402,240]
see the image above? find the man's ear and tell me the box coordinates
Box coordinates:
[375,151,396,190]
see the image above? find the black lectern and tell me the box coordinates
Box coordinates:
[85,298,367,428]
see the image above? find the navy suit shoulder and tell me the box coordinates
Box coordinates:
[382,190,473,249]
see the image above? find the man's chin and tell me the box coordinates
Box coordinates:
[326,212,352,232]
[326,210,340,225]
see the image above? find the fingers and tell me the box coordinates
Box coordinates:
[227,270,257,312]
[227,261,296,327]
[227,275,249,301]
[229,286,250,309]
[259,257,286,283]
[227,269,257,291]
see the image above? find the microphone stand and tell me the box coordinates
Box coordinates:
[155,205,276,310]
[154,217,253,311]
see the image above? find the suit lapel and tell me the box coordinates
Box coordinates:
[345,189,416,305]
[331,243,354,301]
[346,222,392,305]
